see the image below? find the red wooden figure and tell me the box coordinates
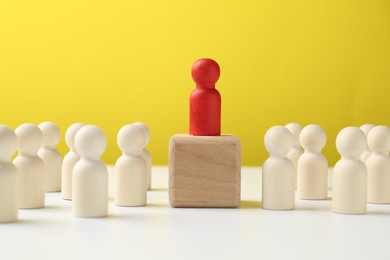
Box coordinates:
[190,58,221,136]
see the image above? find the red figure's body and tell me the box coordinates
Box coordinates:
[190,58,221,136]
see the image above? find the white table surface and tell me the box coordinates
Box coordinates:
[1,166,390,260]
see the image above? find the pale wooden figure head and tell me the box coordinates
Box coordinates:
[117,124,147,156]
[134,122,150,144]
[264,126,293,157]
[360,124,375,136]
[75,125,106,160]
[367,125,390,154]
[285,122,303,149]
[300,124,326,153]
[39,122,60,149]
[336,127,366,159]
[15,123,43,156]
[65,123,85,152]
[0,125,17,161]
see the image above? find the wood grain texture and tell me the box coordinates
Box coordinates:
[169,134,241,208]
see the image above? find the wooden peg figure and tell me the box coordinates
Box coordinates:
[0,125,18,223]
[285,122,303,188]
[134,122,152,190]
[297,124,328,200]
[38,122,62,192]
[360,124,375,163]
[190,58,221,136]
[332,127,367,214]
[262,126,295,210]
[14,124,45,209]
[62,122,85,200]
[115,124,147,206]
[73,125,108,218]
[366,125,390,204]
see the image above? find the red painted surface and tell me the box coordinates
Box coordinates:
[190,58,221,136]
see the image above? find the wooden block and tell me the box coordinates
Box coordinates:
[169,134,241,208]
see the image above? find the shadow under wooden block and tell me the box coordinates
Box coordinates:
[169,134,241,208]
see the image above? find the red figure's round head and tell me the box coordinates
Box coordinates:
[191,58,220,89]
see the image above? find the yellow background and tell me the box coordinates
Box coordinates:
[0,0,389,165]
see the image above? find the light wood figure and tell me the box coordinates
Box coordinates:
[115,124,147,206]
[0,125,18,223]
[14,123,45,209]
[297,124,328,200]
[169,135,241,208]
[262,126,294,210]
[360,124,375,163]
[366,125,390,204]
[72,125,108,218]
[332,127,367,214]
[62,122,85,200]
[134,122,152,191]
[285,122,303,188]
[38,122,62,192]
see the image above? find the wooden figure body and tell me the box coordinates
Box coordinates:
[0,125,18,223]
[140,149,151,191]
[262,126,294,210]
[190,58,221,136]
[14,124,45,209]
[332,127,367,214]
[62,122,85,200]
[366,125,390,204]
[73,125,108,218]
[360,124,374,162]
[115,124,147,206]
[38,122,62,192]
[297,124,328,200]
[285,122,303,188]
[134,122,152,190]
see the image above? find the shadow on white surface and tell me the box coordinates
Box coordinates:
[239,200,262,208]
